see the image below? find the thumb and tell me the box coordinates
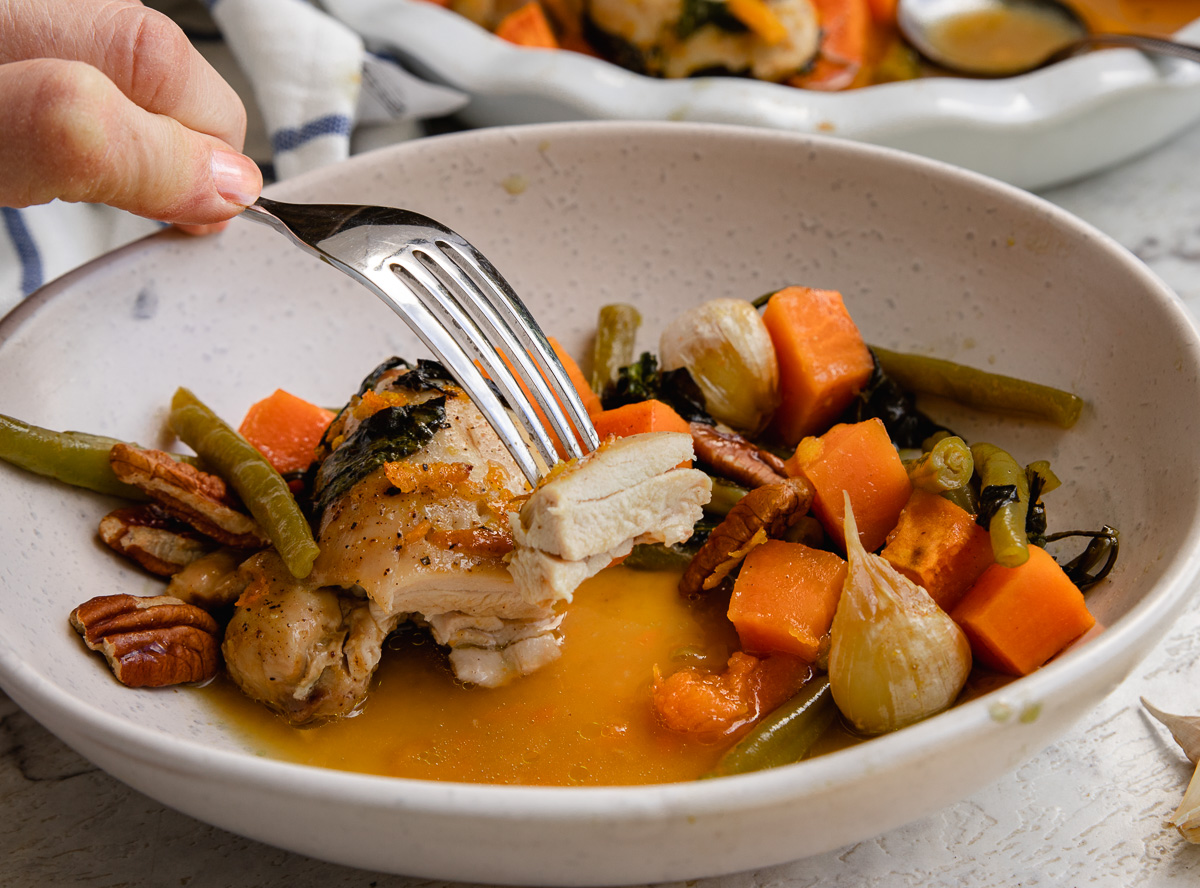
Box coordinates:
[0,59,262,225]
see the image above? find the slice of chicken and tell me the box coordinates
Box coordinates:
[427,610,566,688]
[508,431,712,603]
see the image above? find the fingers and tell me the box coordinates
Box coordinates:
[0,0,247,150]
[0,59,262,225]
[174,221,233,236]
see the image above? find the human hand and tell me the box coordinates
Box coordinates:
[0,0,262,230]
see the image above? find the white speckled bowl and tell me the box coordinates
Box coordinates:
[323,0,1200,190]
[2,122,1200,885]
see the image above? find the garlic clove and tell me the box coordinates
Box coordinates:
[658,298,780,435]
[828,493,972,735]
[1142,698,1200,765]
[1172,764,1200,843]
[1142,697,1200,843]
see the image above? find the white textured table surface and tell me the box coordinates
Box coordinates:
[4,124,1200,887]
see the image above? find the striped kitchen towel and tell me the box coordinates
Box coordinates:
[0,0,467,317]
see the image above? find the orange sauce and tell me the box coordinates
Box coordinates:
[202,567,1029,784]
[205,567,744,786]
[925,6,1083,75]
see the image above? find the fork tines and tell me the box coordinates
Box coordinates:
[243,198,598,486]
[391,228,599,476]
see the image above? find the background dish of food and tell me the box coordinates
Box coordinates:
[321,0,1200,189]
[2,121,1200,883]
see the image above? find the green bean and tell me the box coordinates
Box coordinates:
[169,388,319,579]
[590,304,642,393]
[0,413,149,499]
[905,435,974,493]
[921,430,953,451]
[706,676,835,778]
[1025,459,1061,495]
[940,484,978,515]
[751,289,783,310]
[871,346,1084,428]
[970,442,1030,567]
[706,477,749,517]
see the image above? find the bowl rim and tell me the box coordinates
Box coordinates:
[322,0,1200,140]
[4,119,1200,823]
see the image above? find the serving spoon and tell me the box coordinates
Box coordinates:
[896,0,1200,78]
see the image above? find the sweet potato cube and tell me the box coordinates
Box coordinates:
[728,540,847,661]
[761,286,874,445]
[880,489,994,612]
[950,545,1096,676]
[784,418,912,553]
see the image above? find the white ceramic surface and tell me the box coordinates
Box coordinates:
[323,0,1200,190]
[1,122,1200,885]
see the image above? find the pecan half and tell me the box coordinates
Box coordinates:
[679,477,814,597]
[69,594,221,687]
[689,422,788,489]
[109,443,267,548]
[99,504,215,576]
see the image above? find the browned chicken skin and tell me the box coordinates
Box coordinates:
[222,550,397,724]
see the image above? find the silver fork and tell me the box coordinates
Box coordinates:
[241,196,598,484]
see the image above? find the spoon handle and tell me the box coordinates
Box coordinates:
[1049,33,1200,66]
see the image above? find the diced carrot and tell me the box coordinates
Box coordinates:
[651,651,811,741]
[761,285,874,445]
[591,399,691,439]
[880,489,994,612]
[950,545,1096,676]
[784,418,911,553]
[790,0,872,90]
[728,540,848,661]
[495,1,559,48]
[548,337,602,417]
[238,389,335,475]
[866,0,897,25]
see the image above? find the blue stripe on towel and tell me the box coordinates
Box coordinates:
[270,114,353,155]
[1,207,44,297]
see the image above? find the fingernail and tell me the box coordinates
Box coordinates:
[210,150,261,207]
